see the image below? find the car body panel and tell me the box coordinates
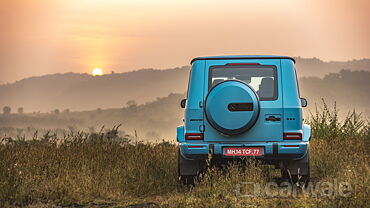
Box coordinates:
[177,125,185,142]
[179,142,308,161]
[184,60,205,135]
[303,124,311,142]
[178,55,310,161]
[203,59,283,142]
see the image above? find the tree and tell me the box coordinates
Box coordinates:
[126,100,137,108]
[126,100,138,111]
[17,107,24,114]
[3,106,11,115]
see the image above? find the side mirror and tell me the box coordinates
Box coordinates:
[180,99,186,108]
[300,98,307,107]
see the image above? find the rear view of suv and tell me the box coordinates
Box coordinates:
[177,55,310,184]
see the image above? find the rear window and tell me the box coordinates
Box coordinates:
[209,65,278,101]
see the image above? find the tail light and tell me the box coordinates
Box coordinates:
[185,133,204,140]
[283,145,300,147]
[283,132,302,140]
[226,63,260,66]
[188,145,205,148]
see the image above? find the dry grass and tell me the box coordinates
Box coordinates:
[0,107,369,207]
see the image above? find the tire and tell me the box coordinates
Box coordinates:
[179,175,196,185]
[281,149,310,184]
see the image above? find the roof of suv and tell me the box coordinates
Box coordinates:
[191,55,295,64]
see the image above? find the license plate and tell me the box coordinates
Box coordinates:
[224,147,263,156]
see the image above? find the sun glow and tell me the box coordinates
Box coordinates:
[92,68,104,76]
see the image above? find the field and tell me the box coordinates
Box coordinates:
[0,107,369,208]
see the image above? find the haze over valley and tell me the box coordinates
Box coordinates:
[1,57,369,140]
[1,57,369,112]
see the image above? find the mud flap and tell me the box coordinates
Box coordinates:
[281,150,310,181]
[178,150,205,176]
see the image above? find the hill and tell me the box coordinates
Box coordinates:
[294,57,370,77]
[0,57,369,112]
[300,70,370,116]
[1,69,369,140]
[0,93,185,140]
[0,67,190,112]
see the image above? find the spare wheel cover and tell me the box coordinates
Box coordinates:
[205,80,260,135]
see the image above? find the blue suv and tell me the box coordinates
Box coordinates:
[177,55,310,184]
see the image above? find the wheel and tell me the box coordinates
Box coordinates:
[281,149,310,184]
[179,174,195,185]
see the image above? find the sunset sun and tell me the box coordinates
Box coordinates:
[92,68,104,76]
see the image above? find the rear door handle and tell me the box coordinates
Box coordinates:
[265,116,281,121]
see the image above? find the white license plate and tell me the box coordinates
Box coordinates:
[224,147,263,156]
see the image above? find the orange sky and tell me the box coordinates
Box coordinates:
[0,0,369,84]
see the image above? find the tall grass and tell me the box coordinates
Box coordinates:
[0,107,369,207]
[0,126,178,207]
[309,101,369,140]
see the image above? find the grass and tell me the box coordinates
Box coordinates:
[0,106,369,207]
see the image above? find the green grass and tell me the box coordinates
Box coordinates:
[0,107,369,207]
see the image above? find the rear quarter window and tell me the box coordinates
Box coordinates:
[209,65,278,101]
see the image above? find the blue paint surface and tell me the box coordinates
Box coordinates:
[178,56,310,160]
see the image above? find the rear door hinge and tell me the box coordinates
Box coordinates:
[199,125,205,132]
[199,101,203,108]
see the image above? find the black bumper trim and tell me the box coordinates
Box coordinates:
[273,143,278,156]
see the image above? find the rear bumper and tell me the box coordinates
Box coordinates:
[179,141,308,161]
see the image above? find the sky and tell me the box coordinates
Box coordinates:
[0,0,369,84]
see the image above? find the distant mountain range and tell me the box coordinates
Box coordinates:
[0,57,369,112]
[294,57,370,77]
[0,67,190,112]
